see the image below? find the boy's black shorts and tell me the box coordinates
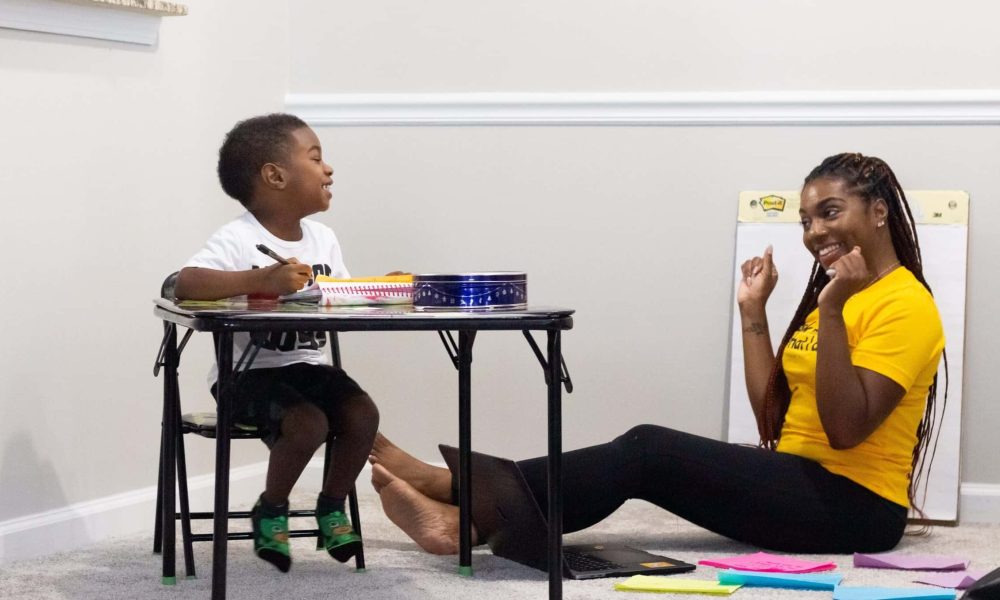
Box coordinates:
[211,362,369,448]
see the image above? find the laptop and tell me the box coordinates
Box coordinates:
[439,445,696,580]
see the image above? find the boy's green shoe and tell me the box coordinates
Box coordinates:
[317,510,362,563]
[251,500,291,572]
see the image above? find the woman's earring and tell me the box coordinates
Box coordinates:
[877,220,886,228]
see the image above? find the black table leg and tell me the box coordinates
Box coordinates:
[457,330,476,576]
[161,324,178,585]
[212,332,233,600]
[153,433,163,555]
[546,330,563,599]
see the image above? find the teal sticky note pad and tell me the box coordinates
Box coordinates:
[718,570,843,590]
[832,586,957,600]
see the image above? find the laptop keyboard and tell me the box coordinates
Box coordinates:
[564,552,626,572]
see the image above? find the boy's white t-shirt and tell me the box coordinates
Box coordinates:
[183,211,350,384]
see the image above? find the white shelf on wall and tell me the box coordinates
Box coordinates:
[0,0,187,46]
[57,0,186,16]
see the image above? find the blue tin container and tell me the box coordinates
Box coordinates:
[412,272,527,311]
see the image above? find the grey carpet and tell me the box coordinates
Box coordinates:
[1,483,997,599]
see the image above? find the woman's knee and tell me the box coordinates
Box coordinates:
[612,424,686,467]
[618,424,668,449]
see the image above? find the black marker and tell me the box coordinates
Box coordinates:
[256,243,290,265]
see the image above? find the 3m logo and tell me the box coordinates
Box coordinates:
[759,195,787,212]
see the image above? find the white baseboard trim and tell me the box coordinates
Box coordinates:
[960,482,1000,523]
[285,90,1000,127]
[2,470,997,564]
[0,458,338,565]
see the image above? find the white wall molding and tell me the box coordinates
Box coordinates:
[286,90,1000,127]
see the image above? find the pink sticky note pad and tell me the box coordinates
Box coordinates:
[698,552,837,573]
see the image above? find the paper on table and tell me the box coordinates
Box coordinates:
[279,286,322,303]
[717,570,843,590]
[315,275,413,283]
[614,576,741,595]
[315,276,413,306]
[914,571,986,590]
[854,552,970,571]
[832,586,957,600]
[698,552,837,573]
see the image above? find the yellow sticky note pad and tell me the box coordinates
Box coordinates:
[316,274,413,283]
[614,575,742,595]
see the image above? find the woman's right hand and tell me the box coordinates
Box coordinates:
[737,245,778,309]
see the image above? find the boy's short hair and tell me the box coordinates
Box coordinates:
[217,113,308,206]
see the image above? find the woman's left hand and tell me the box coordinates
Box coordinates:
[818,246,870,309]
[737,245,779,309]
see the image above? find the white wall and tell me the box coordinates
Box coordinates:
[307,126,1000,481]
[287,1,1000,489]
[0,0,286,534]
[1,0,999,564]
[290,0,1000,92]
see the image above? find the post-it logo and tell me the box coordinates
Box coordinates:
[758,195,787,212]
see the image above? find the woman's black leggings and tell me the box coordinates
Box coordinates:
[513,425,907,553]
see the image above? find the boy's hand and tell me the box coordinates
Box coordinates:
[260,259,313,295]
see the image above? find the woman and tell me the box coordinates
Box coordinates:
[371,152,945,555]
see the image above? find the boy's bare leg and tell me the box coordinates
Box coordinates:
[372,463,468,555]
[322,393,380,498]
[370,432,452,503]
[263,403,329,504]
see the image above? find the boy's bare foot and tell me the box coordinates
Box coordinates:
[372,463,468,555]
[370,432,453,503]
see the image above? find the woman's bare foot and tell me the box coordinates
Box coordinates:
[370,432,453,503]
[372,463,469,555]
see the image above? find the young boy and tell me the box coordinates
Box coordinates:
[175,113,378,572]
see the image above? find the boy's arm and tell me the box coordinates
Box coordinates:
[175,262,313,300]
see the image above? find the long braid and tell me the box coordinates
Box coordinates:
[759,262,827,448]
[878,163,947,518]
[759,153,946,515]
[860,158,945,516]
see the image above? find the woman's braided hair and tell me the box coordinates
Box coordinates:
[758,152,945,513]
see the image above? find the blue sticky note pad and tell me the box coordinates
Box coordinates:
[832,586,957,600]
[718,570,843,590]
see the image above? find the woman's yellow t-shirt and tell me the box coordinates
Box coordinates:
[776,267,944,507]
